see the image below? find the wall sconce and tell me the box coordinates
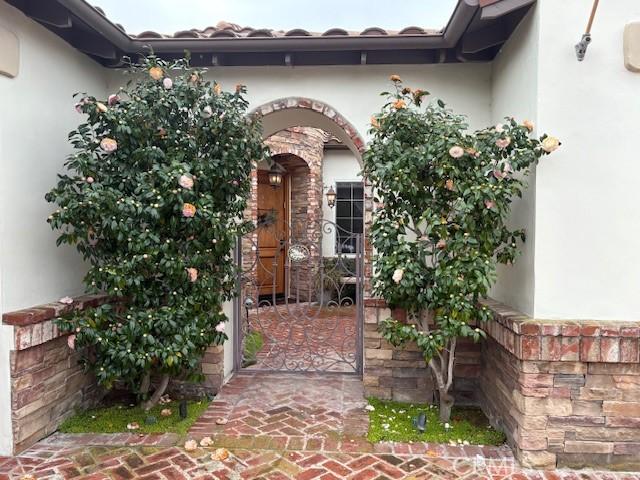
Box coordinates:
[268,162,285,188]
[326,185,336,209]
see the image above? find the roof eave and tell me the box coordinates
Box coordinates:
[6,0,536,67]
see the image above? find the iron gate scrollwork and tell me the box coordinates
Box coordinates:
[234,218,363,374]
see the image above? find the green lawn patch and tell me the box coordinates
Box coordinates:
[367,398,506,446]
[59,399,209,435]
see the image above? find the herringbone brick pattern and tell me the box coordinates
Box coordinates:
[2,442,638,479]
[189,373,368,441]
[2,374,639,479]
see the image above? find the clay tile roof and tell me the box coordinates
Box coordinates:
[127,17,441,40]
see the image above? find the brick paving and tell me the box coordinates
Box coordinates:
[1,374,639,479]
[246,305,357,373]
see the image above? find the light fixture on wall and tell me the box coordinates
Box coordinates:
[326,185,337,209]
[268,162,285,188]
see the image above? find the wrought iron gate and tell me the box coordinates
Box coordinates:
[234,219,363,374]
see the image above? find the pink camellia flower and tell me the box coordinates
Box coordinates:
[445,179,454,191]
[74,102,84,113]
[485,200,496,209]
[186,267,198,282]
[86,176,94,184]
[449,146,464,158]
[215,323,226,333]
[523,120,534,132]
[67,334,76,350]
[178,175,194,189]
[107,94,120,106]
[163,78,173,89]
[495,123,505,133]
[541,136,560,153]
[436,239,447,249]
[182,203,197,218]
[96,102,108,113]
[493,170,506,180]
[100,137,118,153]
[59,296,74,305]
[149,66,163,81]
[495,137,511,149]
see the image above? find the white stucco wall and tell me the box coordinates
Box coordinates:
[533,0,640,320]
[0,3,108,312]
[0,1,108,456]
[321,149,362,257]
[107,63,493,146]
[489,8,540,316]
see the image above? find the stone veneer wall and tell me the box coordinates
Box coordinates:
[363,299,481,405]
[479,299,640,470]
[2,295,109,453]
[2,295,225,454]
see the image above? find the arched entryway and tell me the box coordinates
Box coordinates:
[234,98,371,375]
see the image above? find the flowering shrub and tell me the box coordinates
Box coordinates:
[46,56,267,408]
[364,76,559,421]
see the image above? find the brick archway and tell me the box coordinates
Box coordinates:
[247,98,373,295]
[249,97,366,164]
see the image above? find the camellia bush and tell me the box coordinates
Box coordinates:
[364,75,560,422]
[46,56,268,409]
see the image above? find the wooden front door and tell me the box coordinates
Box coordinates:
[257,170,287,296]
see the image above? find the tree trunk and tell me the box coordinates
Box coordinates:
[427,335,457,423]
[438,389,455,422]
[139,371,151,398]
[142,374,170,411]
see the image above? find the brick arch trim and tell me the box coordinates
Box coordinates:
[249,97,366,155]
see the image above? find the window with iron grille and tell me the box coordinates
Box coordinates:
[335,182,364,254]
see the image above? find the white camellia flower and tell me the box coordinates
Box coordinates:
[392,268,404,284]
[201,105,213,118]
[365,405,375,411]
[541,136,560,153]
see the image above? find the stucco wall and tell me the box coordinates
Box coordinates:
[107,63,492,144]
[0,1,108,456]
[534,0,640,320]
[489,8,540,316]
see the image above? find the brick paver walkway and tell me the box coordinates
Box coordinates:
[1,373,639,479]
[246,305,357,372]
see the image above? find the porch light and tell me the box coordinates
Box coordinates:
[326,186,337,209]
[268,162,284,188]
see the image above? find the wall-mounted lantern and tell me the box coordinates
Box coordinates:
[326,185,337,209]
[268,162,285,188]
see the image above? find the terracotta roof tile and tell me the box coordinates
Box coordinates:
[116,18,441,40]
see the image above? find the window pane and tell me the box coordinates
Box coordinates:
[352,219,363,234]
[338,237,356,253]
[353,201,363,217]
[336,200,351,217]
[336,217,351,233]
[352,184,364,199]
[336,184,351,200]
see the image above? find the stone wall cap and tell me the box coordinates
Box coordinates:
[3,294,111,327]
